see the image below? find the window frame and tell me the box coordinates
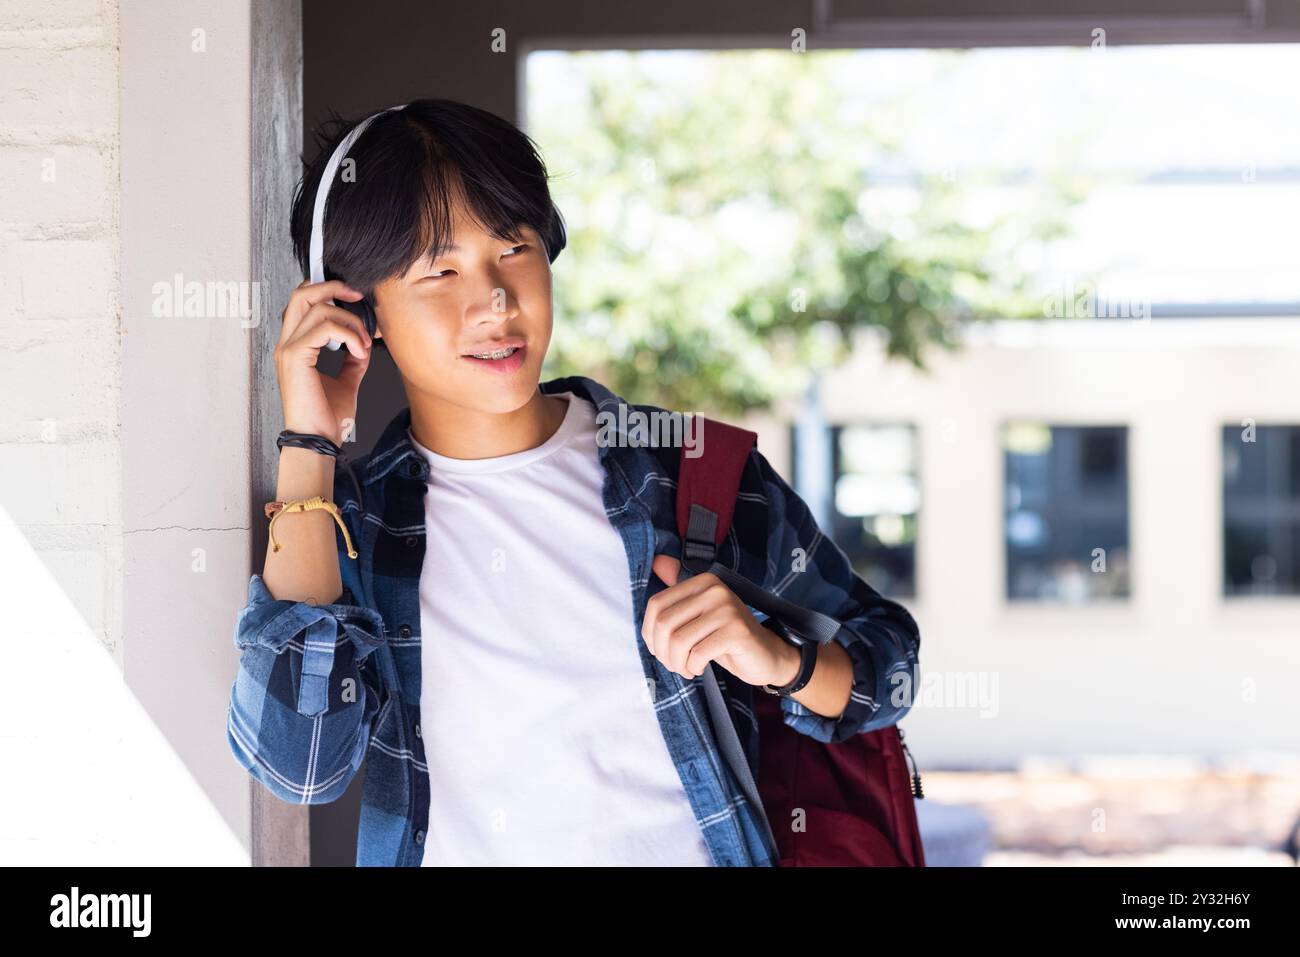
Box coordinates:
[1000,419,1133,604]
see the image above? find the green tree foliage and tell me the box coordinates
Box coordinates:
[530,50,1075,416]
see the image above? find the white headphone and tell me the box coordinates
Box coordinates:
[309,102,408,350]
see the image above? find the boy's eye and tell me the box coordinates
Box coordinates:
[424,244,528,280]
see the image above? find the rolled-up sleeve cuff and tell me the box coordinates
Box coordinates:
[777,624,880,744]
[234,574,387,716]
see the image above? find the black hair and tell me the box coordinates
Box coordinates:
[289,98,567,336]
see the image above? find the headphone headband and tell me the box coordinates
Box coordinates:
[309,103,407,350]
[308,102,408,285]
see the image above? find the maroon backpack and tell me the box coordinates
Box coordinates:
[673,415,925,867]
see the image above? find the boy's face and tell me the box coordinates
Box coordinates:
[371,194,553,414]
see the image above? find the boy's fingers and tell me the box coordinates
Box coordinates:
[644,562,717,651]
[651,554,680,588]
[281,280,364,342]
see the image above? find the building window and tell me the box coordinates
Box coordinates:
[1003,423,1130,601]
[1223,424,1300,596]
[823,423,919,599]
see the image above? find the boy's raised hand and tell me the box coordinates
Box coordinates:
[643,555,800,688]
[274,278,375,447]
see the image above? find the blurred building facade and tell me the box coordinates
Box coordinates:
[747,316,1300,767]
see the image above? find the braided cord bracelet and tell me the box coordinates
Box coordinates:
[265,495,358,559]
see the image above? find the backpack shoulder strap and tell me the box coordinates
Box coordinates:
[678,419,843,642]
[675,418,757,573]
[674,416,781,861]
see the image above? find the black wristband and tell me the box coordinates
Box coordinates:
[277,428,342,456]
[760,617,819,696]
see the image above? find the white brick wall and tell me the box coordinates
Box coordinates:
[0,0,256,865]
[0,0,122,655]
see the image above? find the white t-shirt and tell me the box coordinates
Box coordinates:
[408,391,714,866]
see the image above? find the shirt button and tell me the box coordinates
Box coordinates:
[414,722,421,738]
[414,829,425,845]
[405,536,418,547]
[398,624,412,639]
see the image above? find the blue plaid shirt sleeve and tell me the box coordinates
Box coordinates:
[750,446,921,743]
[225,513,387,805]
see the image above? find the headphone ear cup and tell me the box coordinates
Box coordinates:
[338,295,379,345]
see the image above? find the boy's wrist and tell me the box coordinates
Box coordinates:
[274,446,336,498]
[761,619,805,689]
[774,639,803,687]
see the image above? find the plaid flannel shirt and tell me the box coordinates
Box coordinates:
[226,374,921,866]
